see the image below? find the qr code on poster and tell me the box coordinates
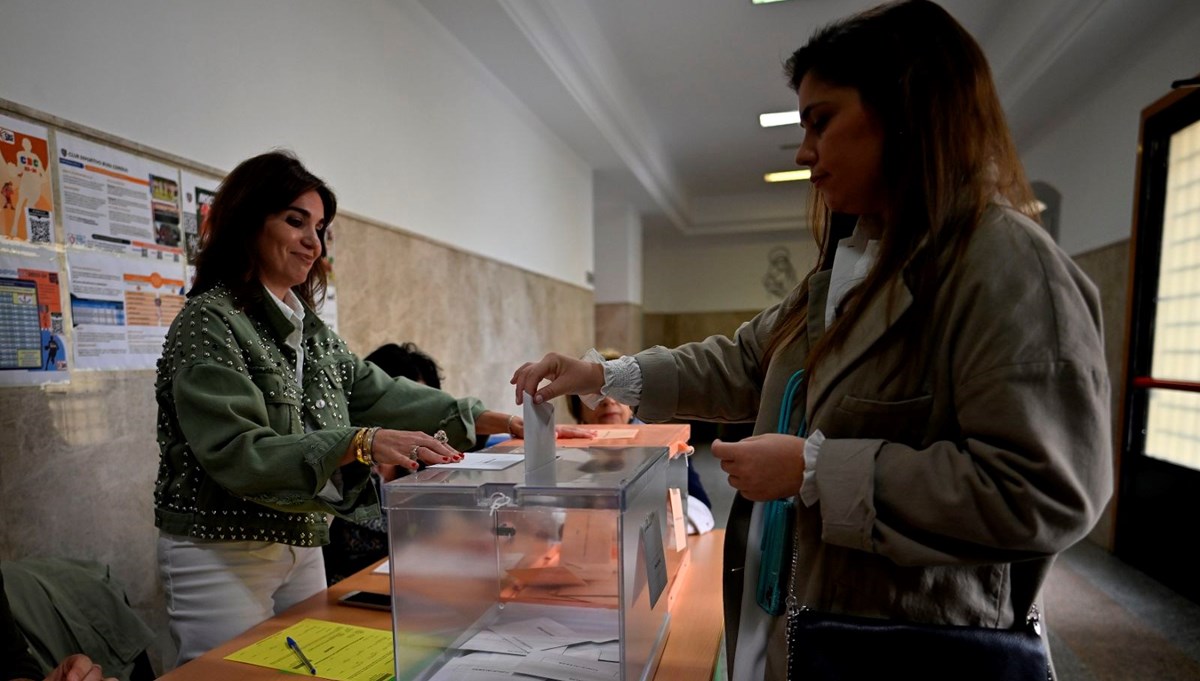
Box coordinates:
[51,313,64,336]
[28,208,51,244]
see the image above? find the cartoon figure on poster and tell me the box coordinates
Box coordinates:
[1,131,53,242]
[42,331,63,370]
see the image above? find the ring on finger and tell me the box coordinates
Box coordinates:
[433,429,449,444]
[410,445,421,461]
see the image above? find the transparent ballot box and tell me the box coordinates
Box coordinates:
[382,444,679,681]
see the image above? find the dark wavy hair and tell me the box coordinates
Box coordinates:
[189,150,337,309]
[766,0,1036,369]
[364,342,443,389]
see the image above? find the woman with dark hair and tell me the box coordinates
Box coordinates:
[512,2,1111,678]
[154,151,537,666]
[364,342,444,389]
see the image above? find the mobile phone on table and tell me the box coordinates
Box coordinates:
[337,590,391,611]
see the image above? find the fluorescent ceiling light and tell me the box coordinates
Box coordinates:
[752,0,795,4]
[764,169,812,183]
[760,110,801,128]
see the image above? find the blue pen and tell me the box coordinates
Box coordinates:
[286,636,317,675]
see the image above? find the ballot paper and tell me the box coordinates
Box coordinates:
[523,392,557,471]
[427,451,524,470]
[450,616,622,681]
[490,617,594,652]
[515,650,622,681]
[428,652,523,681]
[456,630,527,655]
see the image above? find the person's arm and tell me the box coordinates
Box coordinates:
[40,655,116,681]
[1,568,43,681]
[816,217,1113,565]
[634,294,793,424]
[343,354,486,451]
[168,307,373,516]
[511,291,800,423]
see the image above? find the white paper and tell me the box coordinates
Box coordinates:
[598,643,621,663]
[66,249,186,370]
[427,451,524,470]
[491,618,592,652]
[57,133,184,259]
[458,630,527,655]
[430,652,523,681]
[523,392,556,470]
[491,617,578,639]
[515,650,621,681]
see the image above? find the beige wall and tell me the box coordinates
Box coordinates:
[644,309,761,350]
[0,148,592,672]
[595,302,644,354]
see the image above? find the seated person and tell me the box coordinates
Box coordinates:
[567,350,714,534]
[322,342,445,583]
[3,561,123,681]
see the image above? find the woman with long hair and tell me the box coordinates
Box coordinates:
[511,2,1111,678]
[155,151,564,666]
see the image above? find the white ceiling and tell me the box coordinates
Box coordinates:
[416,0,1190,237]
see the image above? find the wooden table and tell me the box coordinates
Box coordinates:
[160,423,724,680]
[159,530,724,681]
[519,422,694,457]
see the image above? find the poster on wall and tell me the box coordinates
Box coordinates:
[180,170,220,266]
[319,284,339,333]
[66,249,185,370]
[317,222,338,332]
[0,114,54,245]
[0,245,68,385]
[56,132,184,261]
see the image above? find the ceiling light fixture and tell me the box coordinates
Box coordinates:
[759,110,800,128]
[751,0,796,4]
[764,169,812,183]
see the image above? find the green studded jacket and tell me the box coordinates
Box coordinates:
[153,284,484,547]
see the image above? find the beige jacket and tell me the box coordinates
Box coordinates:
[636,205,1112,678]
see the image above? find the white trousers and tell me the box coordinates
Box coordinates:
[157,532,327,668]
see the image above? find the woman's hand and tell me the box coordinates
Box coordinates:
[510,353,605,405]
[370,429,463,470]
[555,425,595,440]
[44,655,116,681]
[501,415,595,440]
[711,434,806,502]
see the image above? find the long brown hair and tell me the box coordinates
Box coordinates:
[766,0,1036,370]
[190,150,337,309]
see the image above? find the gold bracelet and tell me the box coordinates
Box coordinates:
[366,427,381,464]
[506,414,518,435]
[353,428,374,466]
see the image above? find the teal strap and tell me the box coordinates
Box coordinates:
[776,369,807,437]
[758,369,807,616]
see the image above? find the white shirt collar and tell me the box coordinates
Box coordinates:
[264,286,304,324]
[825,226,880,329]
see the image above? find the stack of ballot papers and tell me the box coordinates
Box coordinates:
[428,616,622,681]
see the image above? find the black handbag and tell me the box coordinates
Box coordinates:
[785,604,1051,681]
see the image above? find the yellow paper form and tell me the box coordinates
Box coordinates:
[225,618,440,681]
